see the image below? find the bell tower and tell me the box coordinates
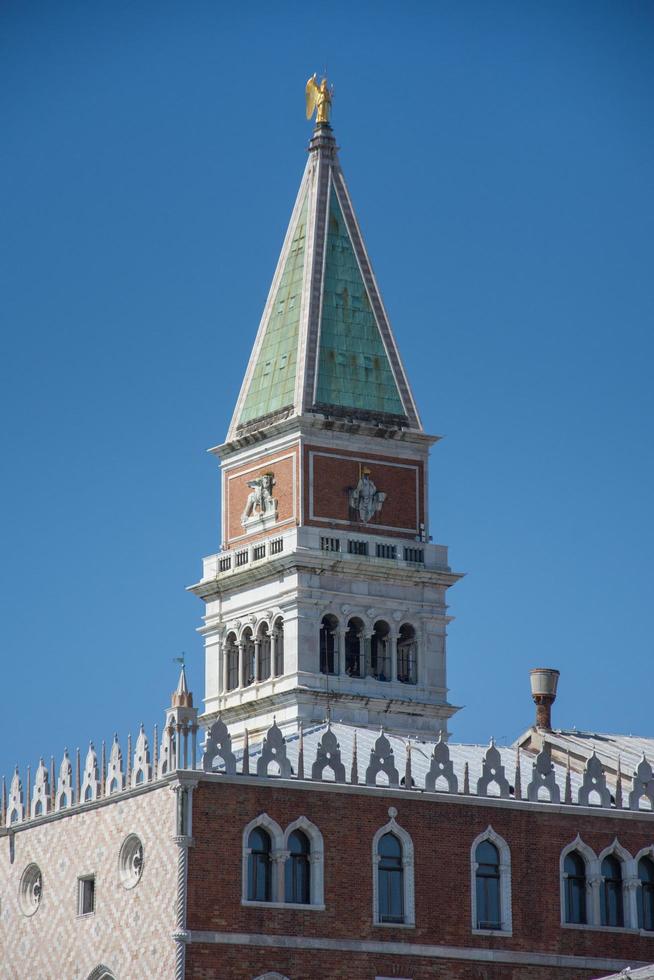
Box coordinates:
[190,90,462,748]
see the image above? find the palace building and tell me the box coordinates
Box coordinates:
[1,90,653,980]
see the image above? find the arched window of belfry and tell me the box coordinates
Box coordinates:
[369,620,391,682]
[242,627,255,687]
[225,632,239,691]
[258,622,271,682]
[397,624,417,684]
[345,617,364,677]
[320,614,338,675]
[273,617,284,676]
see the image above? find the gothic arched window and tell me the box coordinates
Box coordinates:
[377,833,404,923]
[273,617,284,676]
[320,615,338,675]
[397,624,417,684]
[475,840,501,929]
[601,854,624,927]
[345,617,363,677]
[563,850,587,925]
[247,827,272,902]
[285,830,310,904]
[369,620,391,681]
[225,633,239,691]
[258,623,271,682]
[638,856,654,931]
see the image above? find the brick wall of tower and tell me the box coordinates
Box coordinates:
[303,444,426,539]
[185,779,654,979]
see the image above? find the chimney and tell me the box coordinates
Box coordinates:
[529,668,560,731]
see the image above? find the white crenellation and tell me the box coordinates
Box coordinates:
[202,717,237,774]
[131,725,152,787]
[106,734,125,795]
[365,731,400,787]
[257,719,293,778]
[81,743,101,803]
[7,766,24,825]
[311,725,346,782]
[526,743,560,804]
[425,735,458,793]
[31,758,51,819]
[578,752,612,808]
[629,755,654,811]
[55,749,73,811]
[476,741,511,799]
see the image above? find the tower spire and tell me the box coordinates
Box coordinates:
[227,80,421,442]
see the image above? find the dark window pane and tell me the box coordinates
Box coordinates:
[601,855,624,927]
[378,833,404,923]
[475,840,500,929]
[564,850,587,924]
[639,858,654,931]
[248,827,272,902]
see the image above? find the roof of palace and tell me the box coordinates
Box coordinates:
[517,727,654,778]
[228,123,422,440]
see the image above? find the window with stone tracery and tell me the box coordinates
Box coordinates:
[397,624,417,684]
[320,614,338,675]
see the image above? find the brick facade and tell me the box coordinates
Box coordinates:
[224,444,300,547]
[184,777,654,979]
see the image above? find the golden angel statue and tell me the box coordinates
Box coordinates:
[306,74,333,125]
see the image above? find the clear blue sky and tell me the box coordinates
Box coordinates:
[1,1,653,780]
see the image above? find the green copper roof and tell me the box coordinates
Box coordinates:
[315,185,404,416]
[238,193,308,425]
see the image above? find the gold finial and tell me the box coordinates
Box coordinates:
[306,73,333,125]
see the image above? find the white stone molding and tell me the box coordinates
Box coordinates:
[170,779,197,980]
[283,816,325,905]
[81,743,101,803]
[598,839,635,928]
[559,835,599,926]
[372,807,415,927]
[470,826,513,935]
[131,725,152,787]
[31,758,51,818]
[202,717,237,774]
[257,721,293,778]
[629,755,654,811]
[476,741,511,799]
[577,752,611,807]
[7,767,24,825]
[311,725,346,782]
[365,731,400,787]
[106,735,124,795]
[242,813,285,903]
[526,743,560,804]
[253,974,290,980]
[55,749,73,811]
[425,735,458,793]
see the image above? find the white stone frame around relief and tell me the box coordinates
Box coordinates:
[225,451,297,545]
[241,813,285,906]
[283,816,325,907]
[308,450,420,535]
[470,826,513,936]
[371,808,415,928]
[559,835,599,927]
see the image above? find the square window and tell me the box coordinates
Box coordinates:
[77,876,95,916]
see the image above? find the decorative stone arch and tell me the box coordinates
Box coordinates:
[283,816,325,906]
[396,621,418,684]
[470,826,513,934]
[253,974,290,980]
[242,812,284,903]
[559,835,599,925]
[598,838,636,927]
[86,968,115,980]
[371,807,415,927]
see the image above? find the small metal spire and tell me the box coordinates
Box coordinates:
[463,761,470,795]
[297,724,305,780]
[242,728,250,775]
[350,731,359,785]
[514,746,522,800]
[564,750,572,805]
[615,754,623,809]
